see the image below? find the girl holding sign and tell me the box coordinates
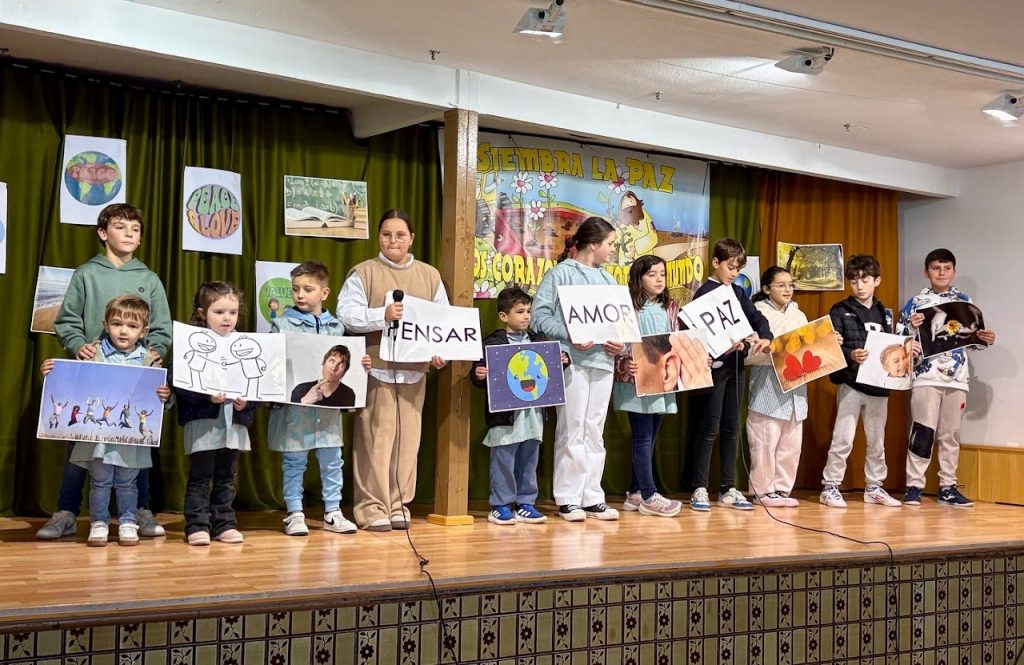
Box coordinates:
[337,209,449,532]
[615,255,684,518]
[532,217,622,522]
[745,266,808,508]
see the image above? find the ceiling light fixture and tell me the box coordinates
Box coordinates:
[775,46,834,75]
[515,0,567,38]
[981,92,1024,122]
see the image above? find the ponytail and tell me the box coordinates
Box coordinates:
[558,216,615,263]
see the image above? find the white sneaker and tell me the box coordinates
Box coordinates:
[366,517,393,532]
[118,523,140,546]
[583,503,620,521]
[623,492,642,512]
[864,486,902,507]
[775,491,801,507]
[719,487,754,511]
[283,512,309,536]
[324,510,358,534]
[638,493,682,517]
[87,521,109,547]
[558,504,587,522]
[690,487,711,512]
[819,485,847,508]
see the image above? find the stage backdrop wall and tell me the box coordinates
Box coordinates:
[0,61,444,515]
[759,172,904,490]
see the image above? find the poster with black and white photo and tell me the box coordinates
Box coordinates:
[916,302,988,358]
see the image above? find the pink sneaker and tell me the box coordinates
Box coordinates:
[757,492,790,508]
[623,492,642,512]
[638,493,682,517]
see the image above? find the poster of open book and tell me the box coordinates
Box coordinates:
[283,175,368,239]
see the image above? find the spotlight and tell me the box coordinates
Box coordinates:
[981,92,1024,122]
[775,46,834,75]
[514,0,567,38]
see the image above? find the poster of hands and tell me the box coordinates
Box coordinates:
[282,333,367,409]
[856,332,914,391]
[172,322,286,400]
[631,330,713,397]
[38,360,167,447]
[769,316,846,393]
[916,302,988,358]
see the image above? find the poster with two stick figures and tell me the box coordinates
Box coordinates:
[171,322,286,400]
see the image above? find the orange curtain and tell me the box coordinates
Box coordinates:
[759,173,907,490]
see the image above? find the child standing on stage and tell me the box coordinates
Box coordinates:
[41,295,170,546]
[687,238,772,512]
[745,266,807,507]
[615,255,683,518]
[269,260,367,536]
[38,203,171,541]
[532,217,623,522]
[899,248,996,507]
[471,286,568,525]
[820,254,902,508]
[174,282,257,546]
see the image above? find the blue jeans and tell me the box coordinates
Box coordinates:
[489,439,541,507]
[627,412,664,500]
[89,460,139,525]
[282,448,343,514]
[58,444,152,514]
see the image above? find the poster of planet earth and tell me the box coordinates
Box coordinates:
[484,340,566,413]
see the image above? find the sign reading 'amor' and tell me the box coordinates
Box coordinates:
[557,285,642,344]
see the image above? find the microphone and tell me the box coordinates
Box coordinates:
[389,290,405,334]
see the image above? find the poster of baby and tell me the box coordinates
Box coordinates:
[856,332,914,391]
[171,322,286,400]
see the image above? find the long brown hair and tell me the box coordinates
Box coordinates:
[628,255,670,310]
[558,216,615,262]
[190,281,244,326]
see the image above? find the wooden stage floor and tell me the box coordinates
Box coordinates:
[2,496,1023,630]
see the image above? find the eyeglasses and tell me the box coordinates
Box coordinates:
[770,283,795,290]
[380,232,411,242]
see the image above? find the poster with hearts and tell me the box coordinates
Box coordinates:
[769,315,845,393]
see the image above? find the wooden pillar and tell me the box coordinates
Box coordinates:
[427,108,478,526]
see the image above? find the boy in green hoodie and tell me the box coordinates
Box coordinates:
[37,203,172,541]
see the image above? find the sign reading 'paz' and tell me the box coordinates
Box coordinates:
[679,285,753,358]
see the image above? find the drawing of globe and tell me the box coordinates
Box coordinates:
[734,273,753,297]
[64,151,123,205]
[506,350,549,402]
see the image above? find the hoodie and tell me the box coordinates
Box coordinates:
[53,254,172,357]
[897,286,977,392]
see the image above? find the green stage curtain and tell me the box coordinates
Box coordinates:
[0,62,443,515]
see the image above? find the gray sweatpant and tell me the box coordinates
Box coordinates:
[822,384,890,488]
[905,385,966,488]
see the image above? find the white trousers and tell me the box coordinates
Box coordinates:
[906,385,966,488]
[746,410,803,497]
[822,384,890,487]
[553,364,613,506]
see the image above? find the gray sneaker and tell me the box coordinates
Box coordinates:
[137,509,166,537]
[36,510,78,540]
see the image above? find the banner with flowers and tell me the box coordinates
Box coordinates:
[469,131,710,303]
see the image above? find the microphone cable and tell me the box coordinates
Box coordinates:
[385,298,460,664]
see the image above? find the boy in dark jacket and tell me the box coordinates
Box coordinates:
[820,254,902,508]
[471,286,568,525]
[686,238,772,512]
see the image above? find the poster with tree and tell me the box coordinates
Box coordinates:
[776,242,844,291]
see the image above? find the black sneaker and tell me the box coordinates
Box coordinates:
[558,504,586,522]
[937,485,974,508]
[903,487,923,506]
[582,503,620,521]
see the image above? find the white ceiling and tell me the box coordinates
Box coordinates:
[7,0,1024,171]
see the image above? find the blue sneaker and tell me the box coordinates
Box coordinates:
[937,485,975,508]
[514,504,548,524]
[903,487,923,505]
[488,505,516,525]
[690,487,711,512]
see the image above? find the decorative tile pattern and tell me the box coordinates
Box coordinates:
[2,553,1023,664]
